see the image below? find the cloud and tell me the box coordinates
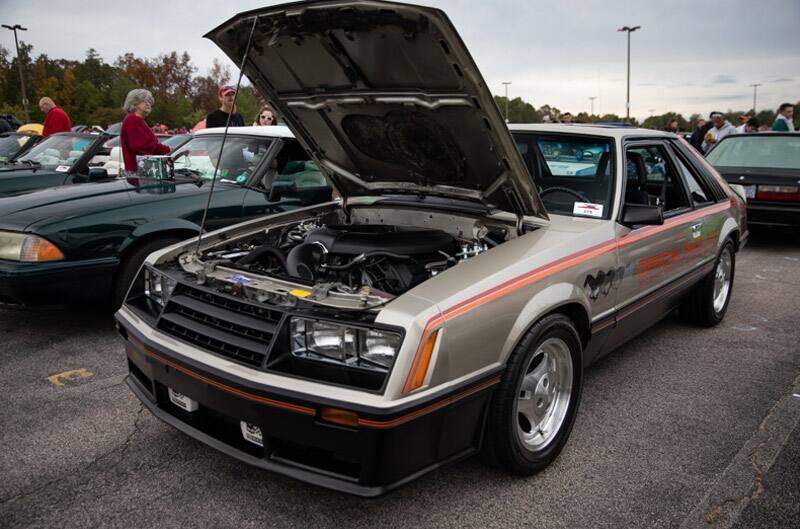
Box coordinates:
[637,83,657,87]
[712,74,737,84]
[684,94,744,102]
[771,77,794,83]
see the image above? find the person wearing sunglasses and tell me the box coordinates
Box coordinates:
[254,107,278,126]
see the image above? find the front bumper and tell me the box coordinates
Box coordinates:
[0,257,117,306]
[117,314,499,497]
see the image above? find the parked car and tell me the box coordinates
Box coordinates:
[115,0,748,497]
[0,132,41,164]
[706,133,800,228]
[0,132,116,196]
[0,126,331,308]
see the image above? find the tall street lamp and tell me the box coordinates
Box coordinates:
[749,83,762,113]
[617,25,641,122]
[588,96,597,118]
[501,81,512,123]
[2,24,30,122]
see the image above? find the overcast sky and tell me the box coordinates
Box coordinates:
[3,0,798,120]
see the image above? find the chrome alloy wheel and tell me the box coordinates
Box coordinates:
[712,247,732,314]
[514,337,573,450]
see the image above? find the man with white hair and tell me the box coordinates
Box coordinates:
[39,97,71,137]
[701,111,736,152]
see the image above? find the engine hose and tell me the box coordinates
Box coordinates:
[322,251,415,271]
[235,245,287,270]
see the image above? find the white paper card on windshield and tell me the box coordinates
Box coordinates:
[55,165,70,172]
[573,202,604,218]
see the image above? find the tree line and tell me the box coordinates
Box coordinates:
[0,41,794,131]
[493,96,794,130]
[0,44,262,129]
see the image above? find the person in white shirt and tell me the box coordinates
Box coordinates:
[702,111,737,152]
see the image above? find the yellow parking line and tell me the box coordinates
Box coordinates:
[47,368,94,386]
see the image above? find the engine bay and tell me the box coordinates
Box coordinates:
[195,207,513,304]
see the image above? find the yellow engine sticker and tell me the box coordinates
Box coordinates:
[289,289,311,298]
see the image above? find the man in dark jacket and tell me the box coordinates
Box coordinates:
[39,97,72,137]
[689,117,713,153]
[205,86,244,129]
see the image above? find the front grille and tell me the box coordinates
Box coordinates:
[157,284,283,368]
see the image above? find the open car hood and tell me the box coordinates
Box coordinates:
[206,0,547,221]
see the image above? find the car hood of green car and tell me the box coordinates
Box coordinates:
[0,176,224,232]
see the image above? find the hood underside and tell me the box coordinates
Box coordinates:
[206,0,547,220]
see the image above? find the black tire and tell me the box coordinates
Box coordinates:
[484,313,583,475]
[682,240,735,327]
[111,237,182,310]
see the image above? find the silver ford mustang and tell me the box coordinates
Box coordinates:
[115,0,748,496]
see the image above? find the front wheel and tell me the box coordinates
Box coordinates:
[484,313,583,475]
[682,240,735,326]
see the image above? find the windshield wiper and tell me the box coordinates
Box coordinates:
[16,159,41,167]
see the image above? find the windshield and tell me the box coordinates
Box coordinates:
[16,134,96,169]
[171,135,271,184]
[513,133,615,218]
[706,135,800,170]
[0,134,32,162]
[161,134,192,149]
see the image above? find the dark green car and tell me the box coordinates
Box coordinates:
[0,132,117,196]
[0,126,331,307]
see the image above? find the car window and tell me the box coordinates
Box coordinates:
[672,152,712,206]
[261,139,329,190]
[625,145,689,213]
[513,133,614,219]
[706,135,800,170]
[16,134,94,170]
[0,134,30,162]
[172,136,271,184]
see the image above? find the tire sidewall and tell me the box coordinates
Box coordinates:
[491,314,583,473]
[709,241,735,323]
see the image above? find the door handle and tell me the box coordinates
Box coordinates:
[691,223,703,231]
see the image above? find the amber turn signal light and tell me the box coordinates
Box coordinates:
[320,407,360,428]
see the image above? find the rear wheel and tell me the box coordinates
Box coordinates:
[682,240,735,326]
[111,237,182,310]
[484,313,582,475]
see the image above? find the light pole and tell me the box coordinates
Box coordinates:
[617,25,641,122]
[588,96,597,119]
[2,24,30,122]
[749,83,762,113]
[501,81,512,123]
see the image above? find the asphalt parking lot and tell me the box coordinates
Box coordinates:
[1,231,798,529]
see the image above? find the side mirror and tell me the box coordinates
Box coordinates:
[621,203,664,226]
[268,180,297,202]
[87,167,109,182]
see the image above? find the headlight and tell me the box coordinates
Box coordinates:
[144,267,177,306]
[290,317,402,372]
[0,231,65,262]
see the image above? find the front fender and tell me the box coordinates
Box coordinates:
[498,282,591,365]
[118,218,201,256]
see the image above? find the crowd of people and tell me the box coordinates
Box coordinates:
[10,85,796,171]
[685,103,795,153]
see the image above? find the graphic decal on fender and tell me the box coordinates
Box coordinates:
[584,267,625,300]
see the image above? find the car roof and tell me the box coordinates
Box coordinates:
[508,123,675,139]
[196,125,295,139]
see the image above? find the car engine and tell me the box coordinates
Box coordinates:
[203,221,498,297]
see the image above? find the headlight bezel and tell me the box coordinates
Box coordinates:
[0,231,65,262]
[144,266,177,307]
[289,316,403,374]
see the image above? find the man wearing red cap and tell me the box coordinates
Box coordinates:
[205,85,245,129]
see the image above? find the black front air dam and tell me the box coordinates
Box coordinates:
[122,329,498,497]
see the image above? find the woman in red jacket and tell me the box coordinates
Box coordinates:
[119,89,170,173]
